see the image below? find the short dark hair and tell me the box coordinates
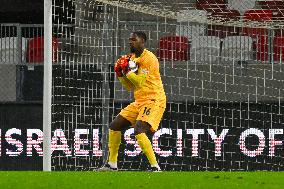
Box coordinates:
[133,31,147,42]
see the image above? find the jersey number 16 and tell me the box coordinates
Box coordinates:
[143,107,151,115]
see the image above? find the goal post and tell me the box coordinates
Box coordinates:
[45,0,284,171]
[43,0,52,171]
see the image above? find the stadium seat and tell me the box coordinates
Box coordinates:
[176,10,207,38]
[242,9,273,37]
[190,36,221,64]
[255,29,284,63]
[242,9,273,62]
[196,0,226,13]
[256,34,284,63]
[208,9,241,38]
[0,37,27,64]
[259,1,284,21]
[273,34,284,62]
[157,36,189,61]
[227,0,256,15]
[243,9,273,22]
[221,36,253,63]
[27,36,58,63]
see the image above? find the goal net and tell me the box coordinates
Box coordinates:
[51,0,284,171]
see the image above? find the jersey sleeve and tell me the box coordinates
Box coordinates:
[118,77,134,91]
[126,72,147,88]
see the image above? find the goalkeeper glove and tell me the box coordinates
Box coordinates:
[114,55,131,77]
[121,59,138,75]
[114,62,123,77]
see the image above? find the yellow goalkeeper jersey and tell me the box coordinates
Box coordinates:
[129,49,166,103]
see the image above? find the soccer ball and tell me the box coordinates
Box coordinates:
[128,60,138,73]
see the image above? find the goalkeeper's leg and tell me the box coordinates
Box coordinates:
[99,115,131,171]
[134,121,161,172]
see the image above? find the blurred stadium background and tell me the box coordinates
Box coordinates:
[1,0,284,172]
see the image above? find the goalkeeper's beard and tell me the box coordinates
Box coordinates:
[130,46,136,53]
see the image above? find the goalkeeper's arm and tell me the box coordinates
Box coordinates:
[126,72,147,89]
[118,77,134,91]
[116,55,147,89]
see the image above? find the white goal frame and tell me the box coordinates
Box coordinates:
[43,0,52,171]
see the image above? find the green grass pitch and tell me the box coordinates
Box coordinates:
[1,171,284,189]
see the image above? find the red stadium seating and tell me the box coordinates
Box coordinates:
[157,36,189,61]
[243,9,273,22]
[242,10,273,62]
[258,1,284,21]
[243,9,273,38]
[196,0,226,13]
[207,9,241,38]
[273,34,284,62]
[27,36,58,63]
[255,34,284,62]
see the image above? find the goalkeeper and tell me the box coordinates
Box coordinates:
[100,31,166,172]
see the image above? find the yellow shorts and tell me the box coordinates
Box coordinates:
[119,99,166,132]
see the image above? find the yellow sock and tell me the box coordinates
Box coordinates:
[135,133,157,166]
[108,129,121,163]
